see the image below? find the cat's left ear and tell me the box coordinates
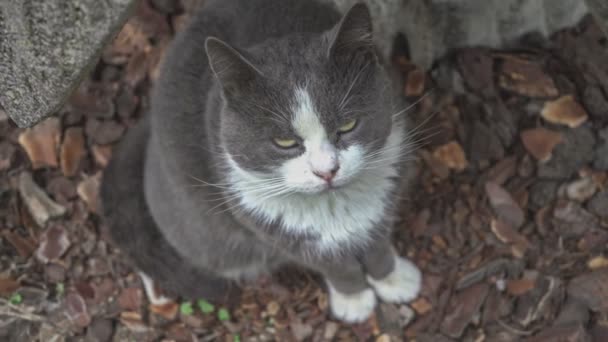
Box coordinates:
[328,3,376,61]
[205,37,263,96]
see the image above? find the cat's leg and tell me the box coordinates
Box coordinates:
[315,257,376,323]
[362,238,421,303]
[139,271,172,306]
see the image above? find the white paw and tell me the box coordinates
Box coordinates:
[367,256,421,303]
[327,283,377,323]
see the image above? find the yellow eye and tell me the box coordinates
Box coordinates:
[273,138,298,148]
[338,119,357,133]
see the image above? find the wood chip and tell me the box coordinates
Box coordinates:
[433,141,468,171]
[411,298,433,315]
[17,117,61,169]
[149,301,179,321]
[18,172,67,227]
[485,182,525,229]
[77,173,102,214]
[506,279,536,296]
[65,291,91,328]
[35,225,71,263]
[60,127,86,177]
[405,68,426,97]
[440,283,490,338]
[567,268,608,312]
[587,256,608,270]
[520,127,563,162]
[498,56,558,98]
[1,230,36,258]
[491,219,531,258]
[0,277,20,296]
[566,178,597,202]
[541,95,589,128]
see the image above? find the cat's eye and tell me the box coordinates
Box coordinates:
[273,138,298,148]
[338,119,358,133]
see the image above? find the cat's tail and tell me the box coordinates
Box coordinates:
[99,116,241,305]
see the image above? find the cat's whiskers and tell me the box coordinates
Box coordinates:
[338,63,370,110]
[390,89,435,119]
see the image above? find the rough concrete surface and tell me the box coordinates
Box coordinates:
[0,0,136,128]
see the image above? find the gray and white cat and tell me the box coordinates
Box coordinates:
[101,0,420,323]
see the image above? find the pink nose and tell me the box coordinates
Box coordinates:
[313,165,340,182]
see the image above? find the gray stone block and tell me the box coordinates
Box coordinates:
[0,0,137,128]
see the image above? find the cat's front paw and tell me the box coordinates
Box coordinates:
[367,256,421,303]
[327,283,376,323]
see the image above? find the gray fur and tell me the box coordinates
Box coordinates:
[101,0,409,306]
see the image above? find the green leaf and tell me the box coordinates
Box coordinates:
[180,302,194,315]
[218,308,230,321]
[9,293,22,305]
[233,334,241,342]
[197,299,215,314]
[56,283,65,296]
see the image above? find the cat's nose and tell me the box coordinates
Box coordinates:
[313,165,340,182]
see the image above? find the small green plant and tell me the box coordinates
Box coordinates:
[9,293,22,305]
[55,283,65,296]
[197,299,214,314]
[218,308,230,321]
[233,334,241,342]
[180,302,194,315]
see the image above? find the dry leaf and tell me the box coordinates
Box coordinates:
[491,219,531,258]
[433,141,467,171]
[405,68,426,97]
[541,95,589,128]
[498,56,558,97]
[17,117,60,169]
[60,127,86,177]
[520,128,563,162]
[587,256,608,270]
[36,225,71,263]
[149,301,179,321]
[506,279,536,296]
[485,182,525,229]
[77,173,102,214]
[411,298,433,315]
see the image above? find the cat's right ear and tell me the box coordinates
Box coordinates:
[205,37,262,96]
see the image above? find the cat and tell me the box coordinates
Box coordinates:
[329,0,589,69]
[101,0,421,323]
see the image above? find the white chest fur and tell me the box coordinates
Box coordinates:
[226,121,406,254]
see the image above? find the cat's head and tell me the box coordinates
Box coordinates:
[206,3,401,195]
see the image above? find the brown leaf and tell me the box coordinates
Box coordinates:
[411,297,433,315]
[91,145,112,168]
[77,173,102,214]
[36,225,70,264]
[520,128,563,162]
[440,283,490,338]
[527,324,591,342]
[119,287,143,311]
[120,311,149,333]
[506,279,536,296]
[568,268,608,312]
[485,181,525,229]
[60,127,86,177]
[65,292,91,328]
[552,200,599,238]
[498,56,558,98]
[566,178,597,202]
[587,256,608,270]
[541,95,589,128]
[0,277,20,295]
[85,119,125,145]
[0,142,16,171]
[491,219,531,258]
[433,141,468,171]
[18,172,67,227]
[149,301,179,321]
[17,117,61,169]
[405,68,426,97]
[2,230,36,258]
